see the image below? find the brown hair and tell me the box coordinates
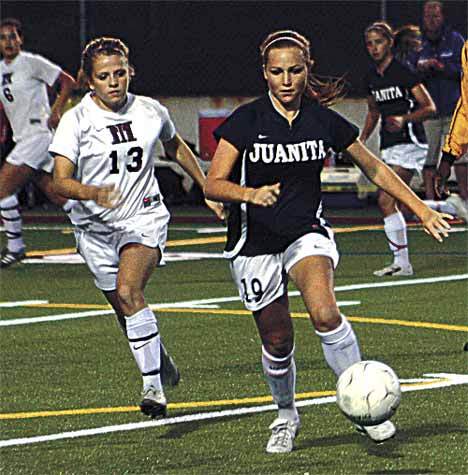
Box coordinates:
[0,18,23,38]
[80,37,131,79]
[260,30,346,106]
[394,24,422,62]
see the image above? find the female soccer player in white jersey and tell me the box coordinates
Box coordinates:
[204,29,450,453]
[361,22,437,277]
[49,37,223,418]
[0,18,76,268]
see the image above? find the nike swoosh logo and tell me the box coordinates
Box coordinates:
[133,341,151,350]
[258,134,268,139]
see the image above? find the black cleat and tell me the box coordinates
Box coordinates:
[0,248,26,268]
[139,386,167,418]
[160,343,180,387]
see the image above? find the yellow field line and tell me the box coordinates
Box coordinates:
[20,304,468,332]
[26,236,227,257]
[0,379,447,421]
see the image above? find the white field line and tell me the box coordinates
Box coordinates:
[0,301,361,327]
[0,300,49,308]
[0,373,466,449]
[0,273,466,327]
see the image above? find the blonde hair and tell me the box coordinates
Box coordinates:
[260,30,346,106]
[364,21,395,43]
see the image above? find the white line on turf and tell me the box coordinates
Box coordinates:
[0,373,466,449]
[0,300,49,308]
[1,273,466,327]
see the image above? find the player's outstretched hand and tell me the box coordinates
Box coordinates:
[205,199,225,220]
[248,183,281,207]
[420,207,452,243]
[95,185,122,209]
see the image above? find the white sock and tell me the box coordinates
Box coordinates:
[316,315,361,377]
[384,211,409,267]
[262,346,298,421]
[125,307,162,391]
[0,195,24,252]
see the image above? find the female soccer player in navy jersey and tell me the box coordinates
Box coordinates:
[361,21,437,277]
[50,37,223,419]
[204,29,450,453]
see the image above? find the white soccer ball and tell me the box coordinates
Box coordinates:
[336,360,401,426]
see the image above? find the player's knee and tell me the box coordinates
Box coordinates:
[377,193,393,213]
[310,306,341,333]
[116,283,144,312]
[261,331,293,358]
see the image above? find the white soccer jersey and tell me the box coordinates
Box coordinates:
[49,92,176,226]
[0,51,61,142]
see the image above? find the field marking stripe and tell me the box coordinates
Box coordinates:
[0,390,338,421]
[0,378,453,421]
[3,272,466,311]
[1,306,466,332]
[0,300,49,308]
[25,236,227,257]
[0,374,466,448]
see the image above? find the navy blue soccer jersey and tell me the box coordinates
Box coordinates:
[214,94,359,257]
[363,59,427,150]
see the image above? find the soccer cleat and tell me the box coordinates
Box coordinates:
[355,420,396,443]
[446,194,468,223]
[266,417,301,453]
[139,386,167,418]
[0,248,26,268]
[160,344,180,387]
[373,263,413,277]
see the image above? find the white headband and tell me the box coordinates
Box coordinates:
[263,36,304,53]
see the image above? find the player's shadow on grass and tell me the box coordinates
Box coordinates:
[297,422,465,460]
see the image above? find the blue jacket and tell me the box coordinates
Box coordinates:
[417,26,465,117]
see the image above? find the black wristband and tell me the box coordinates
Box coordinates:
[440,151,456,165]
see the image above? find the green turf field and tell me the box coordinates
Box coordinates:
[1,208,467,474]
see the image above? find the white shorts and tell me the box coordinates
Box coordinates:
[381,143,427,174]
[6,132,54,173]
[229,230,339,312]
[74,208,170,291]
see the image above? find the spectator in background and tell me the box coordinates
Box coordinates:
[416,1,465,200]
[435,40,468,222]
[0,18,76,268]
[361,22,436,277]
[394,25,468,221]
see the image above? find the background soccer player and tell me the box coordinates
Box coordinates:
[205,29,450,453]
[360,21,436,277]
[0,18,76,268]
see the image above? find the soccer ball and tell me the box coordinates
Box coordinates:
[336,360,401,426]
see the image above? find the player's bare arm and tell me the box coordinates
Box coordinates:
[359,95,380,142]
[48,72,76,129]
[205,138,280,207]
[163,133,224,219]
[385,84,436,132]
[347,139,451,241]
[53,154,120,208]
